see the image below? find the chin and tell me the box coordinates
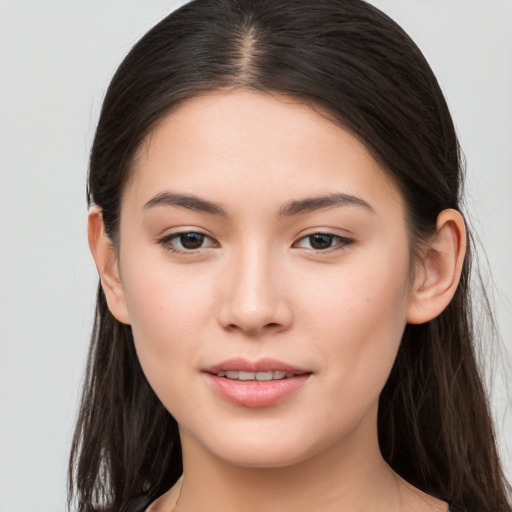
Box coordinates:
[217,444,315,469]
[186,421,347,470]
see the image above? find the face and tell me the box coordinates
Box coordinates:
[115,90,415,468]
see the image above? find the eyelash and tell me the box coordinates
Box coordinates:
[158,231,355,255]
[294,233,355,252]
[159,231,219,254]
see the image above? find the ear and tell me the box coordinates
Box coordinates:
[88,206,131,324]
[406,209,466,325]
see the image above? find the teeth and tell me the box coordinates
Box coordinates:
[216,370,293,381]
[256,371,273,381]
[270,371,287,380]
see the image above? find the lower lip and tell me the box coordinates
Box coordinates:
[205,373,310,408]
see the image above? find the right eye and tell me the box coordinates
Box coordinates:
[158,231,219,254]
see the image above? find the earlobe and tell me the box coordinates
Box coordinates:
[406,209,467,325]
[88,206,131,325]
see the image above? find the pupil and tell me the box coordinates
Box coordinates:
[180,233,204,249]
[310,234,333,250]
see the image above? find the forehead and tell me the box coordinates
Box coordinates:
[125,90,404,217]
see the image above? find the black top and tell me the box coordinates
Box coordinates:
[126,495,467,512]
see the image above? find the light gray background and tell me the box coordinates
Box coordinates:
[0,1,511,510]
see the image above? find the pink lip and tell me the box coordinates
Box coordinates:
[204,357,309,375]
[204,358,312,408]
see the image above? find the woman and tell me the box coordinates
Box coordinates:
[69,0,512,511]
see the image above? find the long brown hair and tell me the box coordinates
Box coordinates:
[69,1,512,510]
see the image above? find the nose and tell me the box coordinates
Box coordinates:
[217,243,293,337]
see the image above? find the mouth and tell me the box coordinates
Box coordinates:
[204,358,312,408]
[215,370,298,381]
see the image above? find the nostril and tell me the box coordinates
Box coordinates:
[218,293,293,335]
[225,321,282,336]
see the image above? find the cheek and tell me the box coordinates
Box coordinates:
[301,245,409,328]
[297,246,410,404]
[119,250,216,390]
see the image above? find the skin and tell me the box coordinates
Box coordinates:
[89,90,466,512]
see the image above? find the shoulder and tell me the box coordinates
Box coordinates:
[123,494,467,512]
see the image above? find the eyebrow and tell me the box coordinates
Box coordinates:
[144,191,227,216]
[143,191,374,216]
[279,193,375,216]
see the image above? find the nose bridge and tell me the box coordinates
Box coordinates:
[218,238,290,335]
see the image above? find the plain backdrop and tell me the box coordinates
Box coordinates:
[0,1,511,510]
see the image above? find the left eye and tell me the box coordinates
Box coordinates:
[294,233,353,251]
[160,232,217,253]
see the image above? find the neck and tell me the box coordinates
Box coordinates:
[173,414,401,512]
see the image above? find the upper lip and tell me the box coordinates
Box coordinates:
[204,357,310,375]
